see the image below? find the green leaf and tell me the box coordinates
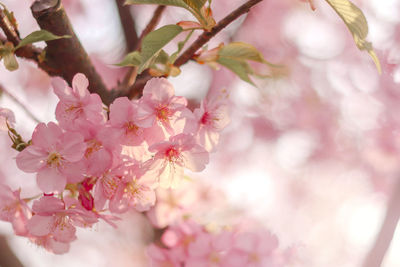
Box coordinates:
[219,42,266,63]
[3,52,18,71]
[115,51,142,67]
[124,0,192,10]
[138,24,183,73]
[217,57,255,85]
[154,49,170,64]
[15,30,71,50]
[124,0,206,26]
[324,0,381,73]
[170,29,194,62]
[182,0,206,10]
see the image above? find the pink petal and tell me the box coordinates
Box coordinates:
[27,215,53,236]
[53,220,76,243]
[16,146,47,173]
[37,167,67,193]
[235,232,258,252]
[48,238,70,254]
[32,122,62,149]
[72,73,89,98]
[181,145,209,172]
[32,196,64,214]
[58,132,86,162]
[188,233,211,258]
[143,78,174,103]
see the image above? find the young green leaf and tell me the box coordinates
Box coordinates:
[138,24,183,73]
[3,52,18,71]
[124,0,192,10]
[115,51,142,67]
[219,42,265,63]
[15,30,71,50]
[124,0,208,27]
[182,0,206,11]
[217,57,255,85]
[324,0,381,73]
[0,42,18,71]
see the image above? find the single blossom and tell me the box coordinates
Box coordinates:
[27,196,97,245]
[0,184,31,236]
[53,73,106,130]
[16,122,87,193]
[108,97,150,146]
[137,78,192,135]
[194,88,230,152]
[147,134,209,189]
[109,164,157,213]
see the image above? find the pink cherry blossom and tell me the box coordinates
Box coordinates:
[186,230,233,267]
[108,97,149,146]
[147,181,199,228]
[30,235,71,255]
[53,73,106,130]
[223,231,280,267]
[16,122,87,193]
[194,88,230,152]
[0,184,31,236]
[109,164,156,213]
[138,78,191,135]
[93,163,125,211]
[147,244,181,267]
[147,133,209,189]
[27,196,97,245]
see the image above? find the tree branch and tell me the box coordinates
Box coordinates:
[362,178,400,267]
[174,0,263,67]
[115,0,138,52]
[30,0,113,105]
[0,235,24,267]
[0,8,20,46]
[123,0,263,99]
[118,5,166,94]
[137,5,165,50]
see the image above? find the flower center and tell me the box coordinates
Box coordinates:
[165,147,180,162]
[156,106,170,122]
[47,152,63,167]
[124,121,139,135]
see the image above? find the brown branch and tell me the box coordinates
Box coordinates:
[115,0,138,52]
[0,235,24,267]
[361,178,400,267]
[122,0,263,99]
[0,8,20,46]
[30,0,113,105]
[137,5,166,50]
[117,5,166,95]
[174,0,263,67]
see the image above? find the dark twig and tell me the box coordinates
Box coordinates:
[137,5,165,50]
[0,235,24,267]
[361,178,400,267]
[0,7,55,85]
[123,0,264,99]
[174,0,263,67]
[115,0,138,52]
[30,0,112,105]
[0,8,20,46]
[118,5,165,93]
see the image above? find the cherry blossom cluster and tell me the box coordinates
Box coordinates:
[147,219,292,267]
[0,73,230,254]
